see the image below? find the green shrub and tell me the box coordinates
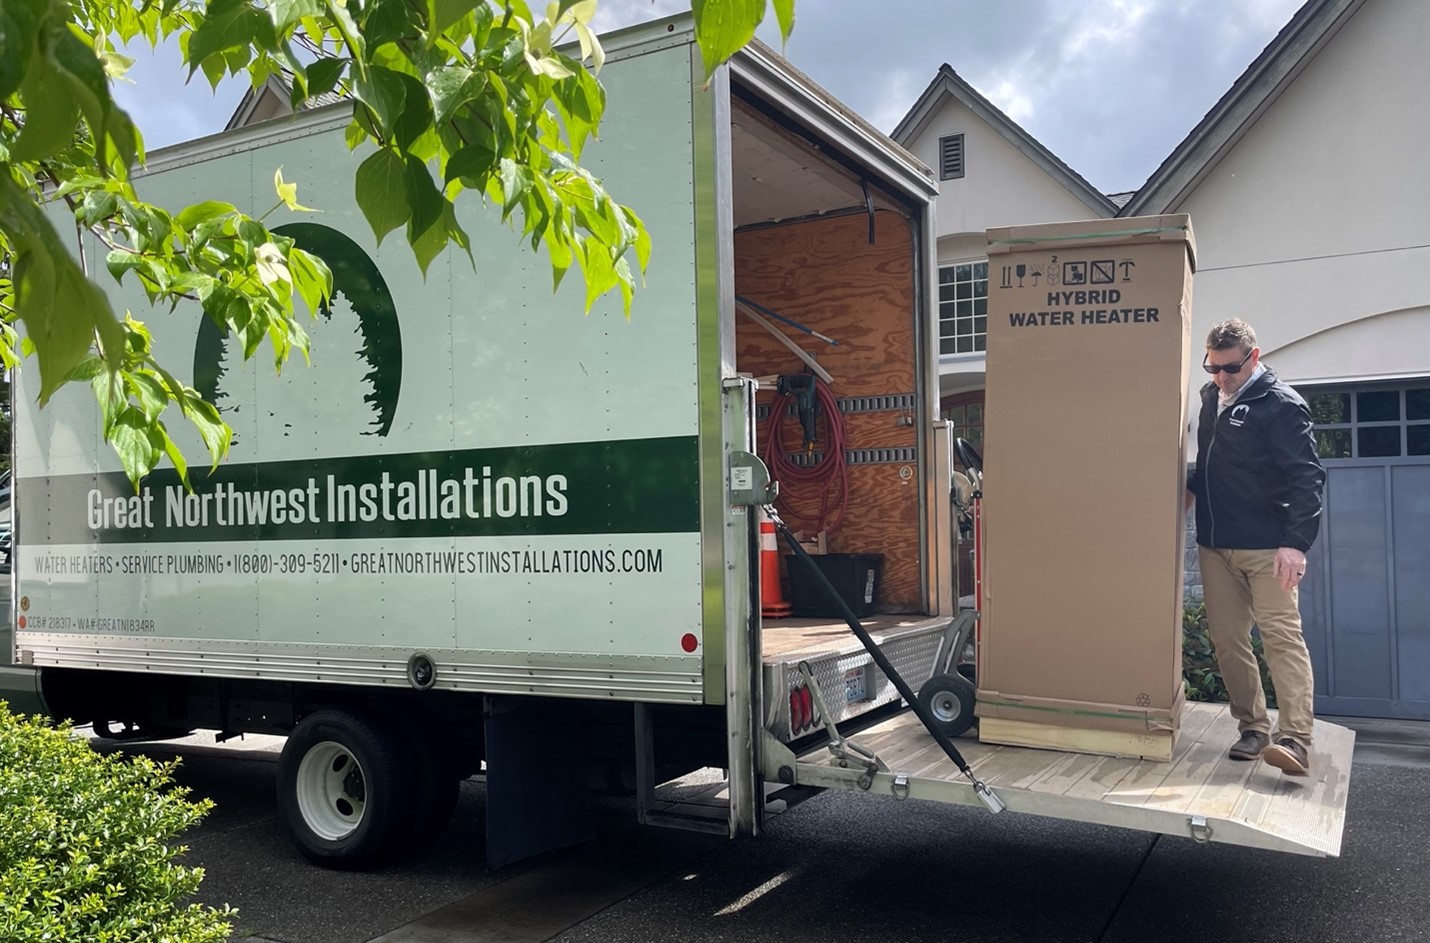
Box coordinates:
[1182,600,1277,708]
[0,702,233,942]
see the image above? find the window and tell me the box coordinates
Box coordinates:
[939,133,965,180]
[1300,385,1430,459]
[938,262,988,355]
[942,392,984,451]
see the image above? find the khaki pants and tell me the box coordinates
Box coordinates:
[1198,547,1316,748]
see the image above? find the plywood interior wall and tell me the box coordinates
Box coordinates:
[734,210,923,613]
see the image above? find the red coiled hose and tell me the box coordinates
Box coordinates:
[763,377,849,535]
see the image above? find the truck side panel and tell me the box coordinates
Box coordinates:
[15,41,720,705]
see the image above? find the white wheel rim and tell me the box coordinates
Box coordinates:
[295,740,367,841]
[932,691,964,724]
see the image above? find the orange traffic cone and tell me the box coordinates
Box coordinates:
[760,508,793,618]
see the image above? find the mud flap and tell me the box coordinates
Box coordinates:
[483,696,595,870]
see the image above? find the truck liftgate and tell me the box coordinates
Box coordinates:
[764,701,1354,857]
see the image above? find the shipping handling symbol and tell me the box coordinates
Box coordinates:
[1120,259,1136,281]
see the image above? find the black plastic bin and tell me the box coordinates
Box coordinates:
[786,553,884,618]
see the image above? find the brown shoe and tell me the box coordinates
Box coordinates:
[1262,737,1310,776]
[1228,730,1269,761]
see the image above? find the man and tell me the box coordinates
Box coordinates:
[1186,319,1325,776]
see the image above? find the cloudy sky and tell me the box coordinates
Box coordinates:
[113,0,1306,195]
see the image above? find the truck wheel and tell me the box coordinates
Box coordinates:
[917,673,977,739]
[278,710,409,869]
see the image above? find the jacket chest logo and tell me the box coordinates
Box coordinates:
[1228,403,1251,428]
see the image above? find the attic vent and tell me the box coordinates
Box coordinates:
[939,133,965,180]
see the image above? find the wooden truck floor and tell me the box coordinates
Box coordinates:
[760,615,949,663]
[774,700,1354,857]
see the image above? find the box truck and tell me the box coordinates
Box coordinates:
[2,16,1352,869]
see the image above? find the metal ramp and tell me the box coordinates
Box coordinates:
[765,701,1355,857]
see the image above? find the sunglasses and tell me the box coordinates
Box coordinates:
[1203,350,1254,375]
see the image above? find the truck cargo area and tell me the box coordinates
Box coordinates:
[727,87,952,741]
[767,702,1355,857]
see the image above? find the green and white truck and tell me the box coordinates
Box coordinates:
[3,16,1352,869]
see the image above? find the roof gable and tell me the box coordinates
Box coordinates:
[226,71,347,131]
[1120,0,1368,217]
[892,65,1117,217]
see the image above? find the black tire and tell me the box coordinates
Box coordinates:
[917,672,978,739]
[277,709,412,869]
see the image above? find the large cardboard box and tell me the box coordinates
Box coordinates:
[975,215,1195,761]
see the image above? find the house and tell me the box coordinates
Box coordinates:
[898,0,1427,721]
[1124,0,1429,720]
[890,66,1120,451]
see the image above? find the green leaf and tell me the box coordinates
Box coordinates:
[497,157,532,219]
[772,0,795,46]
[268,0,324,32]
[344,114,368,150]
[691,0,764,81]
[91,370,126,435]
[65,356,108,383]
[50,27,118,164]
[108,407,160,486]
[404,154,445,242]
[627,207,652,271]
[579,238,616,313]
[443,142,497,187]
[127,372,169,423]
[410,201,468,276]
[354,148,411,244]
[175,200,237,229]
[391,71,435,152]
[105,249,145,283]
[0,0,42,99]
[156,421,190,486]
[306,55,348,97]
[323,0,366,71]
[288,247,331,314]
[353,64,407,130]
[187,0,273,85]
[426,0,472,41]
[426,64,488,127]
[0,176,125,401]
[12,63,78,162]
[361,0,410,51]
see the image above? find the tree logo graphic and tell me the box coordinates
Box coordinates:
[192,223,402,446]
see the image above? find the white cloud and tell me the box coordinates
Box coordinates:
[985,76,1036,125]
[1057,0,1153,62]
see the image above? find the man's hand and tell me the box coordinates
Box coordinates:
[1274,547,1308,591]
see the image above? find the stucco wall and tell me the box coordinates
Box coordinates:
[906,97,1103,242]
[1174,0,1430,450]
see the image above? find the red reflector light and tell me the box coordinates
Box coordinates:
[680,633,699,653]
[790,689,805,732]
[800,686,815,729]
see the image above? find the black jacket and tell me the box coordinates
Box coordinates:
[1187,368,1325,552]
